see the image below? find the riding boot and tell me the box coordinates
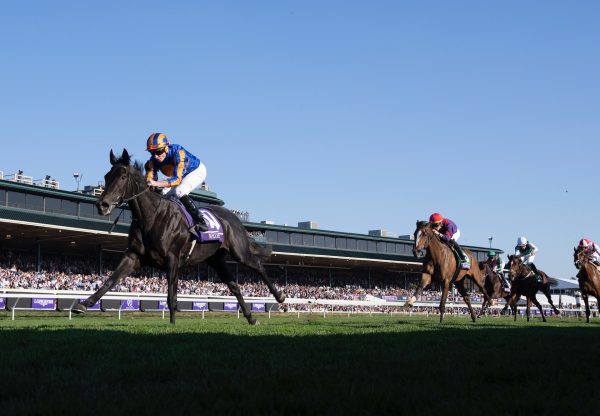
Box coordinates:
[529,263,541,282]
[500,274,510,291]
[179,195,208,232]
[449,240,470,270]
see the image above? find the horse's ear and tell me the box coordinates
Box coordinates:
[110,149,117,165]
[122,149,131,165]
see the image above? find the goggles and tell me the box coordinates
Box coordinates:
[150,148,166,156]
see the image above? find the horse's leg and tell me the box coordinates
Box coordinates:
[207,250,256,325]
[455,279,476,322]
[511,293,520,321]
[478,298,489,318]
[438,281,451,323]
[530,296,546,322]
[165,255,180,325]
[541,284,560,315]
[525,297,532,322]
[72,251,141,313]
[472,273,492,305]
[501,296,511,315]
[582,293,590,323]
[231,246,285,303]
[407,272,431,307]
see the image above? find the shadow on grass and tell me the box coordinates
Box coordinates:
[0,317,598,415]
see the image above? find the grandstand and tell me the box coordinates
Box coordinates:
[0,170,503,295]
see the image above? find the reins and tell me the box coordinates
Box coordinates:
[108,175,150,234]
[426,227,462,284]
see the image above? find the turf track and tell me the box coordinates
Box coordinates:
[0,312,598,415]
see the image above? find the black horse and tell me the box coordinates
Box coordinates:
[71,149,285,324]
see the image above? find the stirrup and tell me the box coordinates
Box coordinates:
[190,223,208,232]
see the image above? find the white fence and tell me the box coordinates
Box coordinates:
[0,288,595,321]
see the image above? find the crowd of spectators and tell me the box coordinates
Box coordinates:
[0,250,434,301]
[1,250,588,313]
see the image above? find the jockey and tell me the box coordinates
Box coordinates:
[514,237,539,277]
[429,213,470,270]
[487,250,509,290]
[145,132,208,232]
[579,238,600,266]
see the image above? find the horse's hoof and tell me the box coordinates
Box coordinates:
[248,318,257,325]
[71,303,87,314]
[276,292,286,303]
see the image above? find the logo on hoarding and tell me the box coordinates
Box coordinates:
[120,299,139,310]
[224,302,238,311]
[193,302,208,311]
[32,298,55,309]
[252,303,265,312]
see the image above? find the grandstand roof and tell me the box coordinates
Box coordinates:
[0,178,501,272]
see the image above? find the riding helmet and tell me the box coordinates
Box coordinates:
[429,213,443,224]
[146,133,170,151]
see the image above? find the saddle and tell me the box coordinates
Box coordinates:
[172,200,224,243]
[447,243,470,270]
[522,264,542,283]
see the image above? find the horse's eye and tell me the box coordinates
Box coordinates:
[121,175,127,180]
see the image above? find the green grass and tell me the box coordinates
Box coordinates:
[0,312,598,415]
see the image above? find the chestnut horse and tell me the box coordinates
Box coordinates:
[506,255,559,322]
[477,262,512,317]
[408,221,490,323]
[573,246,600,323]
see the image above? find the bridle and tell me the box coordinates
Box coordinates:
[509,258,534,281]
[107,166,150,233]
[574,246,588,270]
[414,225,432,257]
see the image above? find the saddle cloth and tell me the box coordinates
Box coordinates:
[173,200,224,243]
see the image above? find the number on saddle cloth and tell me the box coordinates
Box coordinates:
[173,199,224,243]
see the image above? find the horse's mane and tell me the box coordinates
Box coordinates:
[112,149,145,179]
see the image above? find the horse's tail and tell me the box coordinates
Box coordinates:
[249,238,272,261]
[541,271,559,287]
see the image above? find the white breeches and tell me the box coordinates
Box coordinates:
[162,162,207,198]
[522,254,536,265]
[451,229,461,242]
[588,252,600,263]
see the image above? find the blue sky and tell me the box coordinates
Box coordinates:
[1,1,599,280]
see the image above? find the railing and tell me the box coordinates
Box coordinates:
[34,178,60,189]
[5,173,34,185]
[0,288,593,321]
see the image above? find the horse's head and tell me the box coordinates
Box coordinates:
[413,220,432,258]
[507,255,525,280]
[96,149,142,215]
[574,246,586,270]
